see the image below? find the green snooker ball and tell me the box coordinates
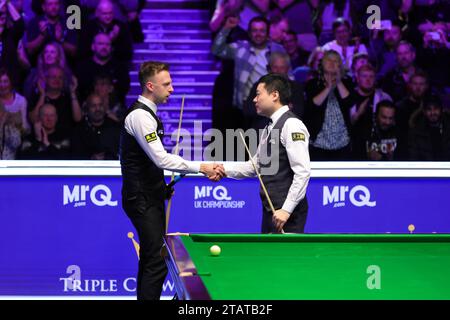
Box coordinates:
[210,245,221,256]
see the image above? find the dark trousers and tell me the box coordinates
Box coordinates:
[122,193,167,300]
[261,201,308,234]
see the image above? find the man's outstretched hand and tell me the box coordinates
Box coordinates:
[200,163,227,182]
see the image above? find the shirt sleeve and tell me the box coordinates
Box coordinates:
[211,28,238,60]
[280,118,311,214]
[124,109,200,173]
[222,154,258,179]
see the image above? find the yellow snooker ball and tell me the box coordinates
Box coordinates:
[210,245,221,256]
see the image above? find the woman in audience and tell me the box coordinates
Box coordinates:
[305,49,354,160]
[23,42,73,102]
[0,68,29,134]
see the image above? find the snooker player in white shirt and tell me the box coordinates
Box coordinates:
[217,74,311,233]
[120,61,225,300]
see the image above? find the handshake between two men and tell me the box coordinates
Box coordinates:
[199,163,227,182]
[165,163,226,200]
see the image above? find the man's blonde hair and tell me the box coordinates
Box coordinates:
[138,61,169,89]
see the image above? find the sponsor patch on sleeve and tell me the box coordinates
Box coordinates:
[145,132,157,143]
[291,132,305,142]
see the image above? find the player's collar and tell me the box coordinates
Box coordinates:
[138,95,158,114]
[270,105,289,126]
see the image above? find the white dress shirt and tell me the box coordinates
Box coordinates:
[224,106,311,214]
[124,95,200,173]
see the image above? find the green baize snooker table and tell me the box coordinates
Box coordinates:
[163,233,450,300]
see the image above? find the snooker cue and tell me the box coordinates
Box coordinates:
[165,95,185,233]
[238,131,284,233]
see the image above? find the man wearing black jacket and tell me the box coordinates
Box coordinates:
[409,95,450,161]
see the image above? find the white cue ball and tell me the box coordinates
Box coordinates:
[210,245,221,256]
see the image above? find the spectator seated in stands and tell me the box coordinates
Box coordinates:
[92,74,125,123]
[244,51,306,130]
[350,53,369,81]
[0,68,29,134]
[365,99,404,161]
[368,20,403,80]
[23,42,72,102]
[283,30,310,70]
[19,103,70,159]
[322,17,368,72]
[28,65,81,131]
[77,32,130,105]
[25,0,77,64]
[305,49,354,160]
[80,0,133,63]
[382,40,418,102]
[0,101,22,159]
[71,93,120,160]
[409,95,450,161]
[294,46,324,84]
[396,70,430,142]
[268,10,289,44]
[350,64,392,159]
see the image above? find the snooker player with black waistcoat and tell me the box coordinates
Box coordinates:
[220,74,311,233]
[119,61,225,300]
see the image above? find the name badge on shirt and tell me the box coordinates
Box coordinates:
[145,132,157,143]
[292,132,305,142]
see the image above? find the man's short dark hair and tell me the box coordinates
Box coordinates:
[83,93,103,112]
[257,74,291,106]
[375,99,395,115]
[424,94,443,110]
[138,61,169,89]
[410,69,428,83]
[352,53,370,70]
[396,40,415,53]
[248,16,269,32]
[357,63,376,75]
